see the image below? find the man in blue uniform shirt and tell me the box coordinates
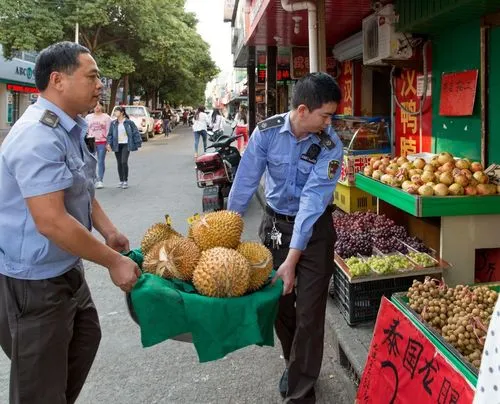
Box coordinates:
[0,42,140,403]
[228,72,343,403]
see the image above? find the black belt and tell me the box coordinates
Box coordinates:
[265,204,335,223]
[265,205,296,223]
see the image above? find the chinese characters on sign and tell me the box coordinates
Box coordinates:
[257,52,266,84]
[439,70,478,116]
[291,47,310,79]
[357,298,475,404]
[395,68,432,157]
[337,61,354,116]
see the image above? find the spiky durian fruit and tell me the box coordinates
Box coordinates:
[237,242,273,292]
[192,247,250,297]
[143,237,201,281]
[189,210,243,251]
[141,215,181,255]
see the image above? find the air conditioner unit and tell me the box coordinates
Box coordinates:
[362,4,413,66]
[333,31,363,62]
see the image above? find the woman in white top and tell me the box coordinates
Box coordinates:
[192,106,210,158]
[210,108,224,136]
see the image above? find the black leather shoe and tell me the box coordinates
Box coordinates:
[279,368,288,398]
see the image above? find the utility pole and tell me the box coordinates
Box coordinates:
[75,5,79,44]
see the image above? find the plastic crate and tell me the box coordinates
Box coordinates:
[333,264,430,325]
[334,183,377,214]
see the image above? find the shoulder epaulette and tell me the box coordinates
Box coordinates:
[316,130,335,150]
[39,110,60,128]
[257,115,285,131]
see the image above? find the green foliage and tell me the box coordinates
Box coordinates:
[0,0,219,104]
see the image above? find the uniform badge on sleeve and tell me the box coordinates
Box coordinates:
[327,160,340,180]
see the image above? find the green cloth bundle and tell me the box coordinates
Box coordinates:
[126,249,283,362]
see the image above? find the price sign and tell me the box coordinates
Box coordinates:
[357,298,475,404]
[439,70,478,116]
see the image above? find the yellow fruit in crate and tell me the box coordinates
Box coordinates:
[193,247,250,297]
[237,242,273,292]
[143,237,201,280]
[189,210,243,251]
[141,215,181,254]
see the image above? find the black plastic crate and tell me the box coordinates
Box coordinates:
[333,264,429,326]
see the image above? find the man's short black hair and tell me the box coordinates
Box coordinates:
[34,41,91,91]
[291,72,342,111]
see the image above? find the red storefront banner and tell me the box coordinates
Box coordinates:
[337,61,354,116]
[439,70,478,116]
[394,68,433,157]
[357,298,475,404]
[291,47,310,79]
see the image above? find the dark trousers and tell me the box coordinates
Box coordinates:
[0,268,101,404]
[259,208,336,404]
[115,143,130,182]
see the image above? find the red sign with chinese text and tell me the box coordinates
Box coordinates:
[394,69,433,156]
[357,298,475,404]
[475,248,500,283]
[439,70,478,116]
[337,61,354,116]
[7,84,38,94]
[291,47,310,79]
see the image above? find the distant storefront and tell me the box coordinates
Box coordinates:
[0,46,38,133]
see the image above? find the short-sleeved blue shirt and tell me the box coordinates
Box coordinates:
[0,96,97,280]
[228,112,344,251]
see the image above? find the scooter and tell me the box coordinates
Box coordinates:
[195,135,243,212]
[207,128,230,143]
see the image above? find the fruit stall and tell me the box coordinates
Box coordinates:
[356,277,499,402]
[354,153,500,287]
[332,115,391,213]
[332,210,451,325]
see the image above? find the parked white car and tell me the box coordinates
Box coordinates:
[111,105,155,141]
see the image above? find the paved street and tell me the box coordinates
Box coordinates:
[0,125,354,404]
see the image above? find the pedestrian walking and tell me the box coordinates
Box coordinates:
[227,72,343,403]
[85,101,112,189]
[0,41,140,404]
[192,105,209,158]
[162,105,172,137]
[232,105,249,152]
[107,106,142,189]
[210,108,224,138]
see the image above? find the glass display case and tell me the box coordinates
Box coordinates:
[332,115,391,155]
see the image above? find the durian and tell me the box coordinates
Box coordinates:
[190,210,243,251]
[193,247,250,297]
[143,237,201,281]
[237,242,273,291]
[141,215,181,254]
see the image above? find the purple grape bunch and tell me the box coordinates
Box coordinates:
[333,211,429,257]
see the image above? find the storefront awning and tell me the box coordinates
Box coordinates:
[247,0,392,47]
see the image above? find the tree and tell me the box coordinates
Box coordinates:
[0,0,218,109]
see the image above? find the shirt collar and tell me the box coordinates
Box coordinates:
[36,96,87,136]
[279,112,317,142]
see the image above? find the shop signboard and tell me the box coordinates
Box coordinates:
[291,47,309,79]
[7,84,38,94]
[6,93,13,124]
[0,47,36,85]
[439,70,478,116]
[357,298,475,404]
[394,68,432,157]
[277,48,291,82]
[337,61,354,116]
[257,51,266,84]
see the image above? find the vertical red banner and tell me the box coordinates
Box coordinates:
[394,46,433,157]
[337,61,354,116]
[291,47,310,79]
